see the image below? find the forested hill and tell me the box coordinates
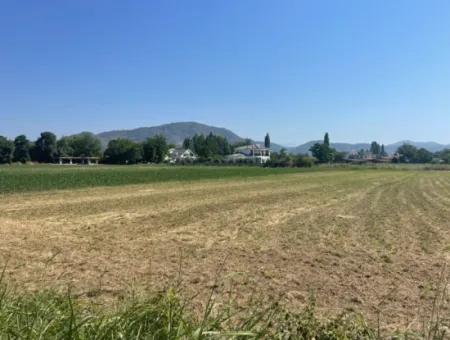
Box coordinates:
[96,122,243,146]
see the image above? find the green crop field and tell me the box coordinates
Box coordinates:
[0,165,307,193]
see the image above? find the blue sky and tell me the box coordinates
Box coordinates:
[1,0,450,145]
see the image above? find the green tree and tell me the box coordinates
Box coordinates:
[219,136,231,155]
[205,132,219,156]
[56,137,74,157]
[188,133,231,160]
[143,135,168,163]
[207,133,231,157]
[370,141,381,156]
[334,151,347,162]
[104,139,143,164]
[182,137,193,150]
[415,148,433,163]
[192,134,207,158]
[380,144,386,156]
[67,132,102,157]
[0,136,14,164]
[34,132,57,163]
[268,148,292,167]
[397,144,417,163]
[324,133,330,147]
[439,149,450,164]
[264,133,271,148]
[396,144,432,163]
[310,143,334,163]
[13,135,31,163]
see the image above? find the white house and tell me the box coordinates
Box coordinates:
[166,148,198,163]
[226,144,271,164]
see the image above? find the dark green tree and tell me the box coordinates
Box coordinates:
[56,137,74,157]
[439,149,450,164]
[67,132,102,157]
[380,144,386,156]
[188,133,231,159]
[334,151,347,162]
[192,134,207,157]
[182,137,193,150]
[310,143,334,163]
[370,141,381,156]
[324,133,330,147]
[205,132,219,156]
[0,136,14,164]
[309,143,323,162]
[13,135,31,163]
[34,132,57,163]
[143,135,168,163]
[268,148,292,167]
[397,144,417,163]
[264,133,271,149]
[104,139,142,164]
[415,148,433,163]
[396,144,432,163]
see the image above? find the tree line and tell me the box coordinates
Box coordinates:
[1,130,449,165]
[305,133,445,164]
[0,131,171,165]
[0,131,270,165]
[269,133,450,167]
[0,132,103,164]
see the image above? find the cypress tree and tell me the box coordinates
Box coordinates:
[264,133,271,148]
[324,133,330,147]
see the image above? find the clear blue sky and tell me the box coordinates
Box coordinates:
[1,0,450,145]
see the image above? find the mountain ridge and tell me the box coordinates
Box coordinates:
[96,122,243,146]
[95,122,450,154]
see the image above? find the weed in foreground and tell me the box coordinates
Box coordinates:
[0,281,448,339]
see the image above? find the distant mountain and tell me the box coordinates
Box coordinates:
[97,122,244,146]
[96,121,449,154]
[384,141,450,154]
[288,141,371,155]
[97,121,286,151]
[288,140,450,155]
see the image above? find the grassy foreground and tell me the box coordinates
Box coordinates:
[0,283,446,339]
[0,165,305,193]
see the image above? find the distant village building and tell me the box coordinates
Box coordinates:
[344,152,395,164]
[226,144,271,164]
[58,156,99,165]
[166,147,198,163]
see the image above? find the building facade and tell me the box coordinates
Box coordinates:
[166,148,198,163]
[227,144,271,164]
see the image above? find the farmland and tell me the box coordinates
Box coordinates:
[0,166,449,336]
[0,165,304,193]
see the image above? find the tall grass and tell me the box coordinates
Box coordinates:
[0,259,381,339]
[0,281,447,339]
[0,288,376,339]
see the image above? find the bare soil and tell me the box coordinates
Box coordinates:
[0,169,449,331]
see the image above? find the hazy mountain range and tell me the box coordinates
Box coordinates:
[96,122,450,154]
[289,140,450,154]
